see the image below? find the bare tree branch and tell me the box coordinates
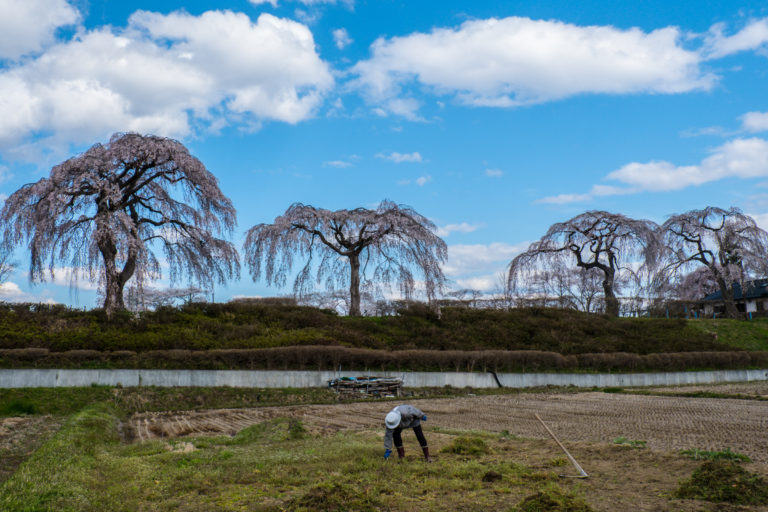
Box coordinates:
[0,132,240,317]
[661,206,768,319]
[243,200,447,316]
[507,210,660,317]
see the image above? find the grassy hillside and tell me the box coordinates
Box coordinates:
[688,318,768,351]
[0,302,737,354]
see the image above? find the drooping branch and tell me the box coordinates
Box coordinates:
[243,200,447,316]
[507,210,660,317]
[0,132,240,317]
[661,206,768,319]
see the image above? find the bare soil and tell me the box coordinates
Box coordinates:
[126,388,768,464]
[0,415,64,484]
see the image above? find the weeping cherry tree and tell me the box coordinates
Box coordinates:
[0,132,240,317]
[661,206,768,319]
[243,200,447,316]
[507,210,659,317]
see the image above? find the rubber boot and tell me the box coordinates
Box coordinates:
[396,446,405,460]
[421,445,433,462]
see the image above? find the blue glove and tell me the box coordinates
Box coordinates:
[384,449,392,459]
[422,415,427,421]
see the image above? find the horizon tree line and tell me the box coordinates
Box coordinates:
[0,132,766,320]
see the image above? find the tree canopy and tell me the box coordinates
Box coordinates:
[0,132,239,316]
[507,210,659,317]
[243,200,447,316]
[661,206,768,319]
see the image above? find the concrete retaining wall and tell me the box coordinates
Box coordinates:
[1,368,767,389]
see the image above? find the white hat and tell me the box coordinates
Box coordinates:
[385,410,401,429]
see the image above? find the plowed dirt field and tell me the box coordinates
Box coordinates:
[126,388,768,463]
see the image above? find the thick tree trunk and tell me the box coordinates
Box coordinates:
[715,276,739,319]
[602,270,620,317]
[98,232,135,319]
[349,254,361,316]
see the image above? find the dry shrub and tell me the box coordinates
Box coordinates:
[58,350,104,362]
[141,350,192,365]
[110,350,137,360]
[1,348,49,361]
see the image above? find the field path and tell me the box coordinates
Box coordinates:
[126,390,768,463]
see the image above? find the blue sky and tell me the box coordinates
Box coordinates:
[2,0,768,306]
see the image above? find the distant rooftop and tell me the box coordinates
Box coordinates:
[703,279,768,301]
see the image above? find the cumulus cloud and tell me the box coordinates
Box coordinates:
[485,168,503,177]
[352,16,713,117]
[538,137,768,203]
[0,281,56,303]
[415,175,431,186]
[333,28,352,49]
[0,10,333,156]
[443,242,528,277]
[606,138,768,191]
[375,151,422,163]
[741,111,768,133]
[0,0,80,60]
[435,222,481,237]
[704,18,768,59]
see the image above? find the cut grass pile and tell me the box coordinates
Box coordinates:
[675,460,768,505]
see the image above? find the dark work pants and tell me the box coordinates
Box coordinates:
[393,424,428,448]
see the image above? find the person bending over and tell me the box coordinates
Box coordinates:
[383,404,432,462]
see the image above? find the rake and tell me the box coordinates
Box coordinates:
[535,413,589,479]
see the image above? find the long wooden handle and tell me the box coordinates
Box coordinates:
[535,413,588,478]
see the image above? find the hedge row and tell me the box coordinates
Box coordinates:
[2,346,767,372]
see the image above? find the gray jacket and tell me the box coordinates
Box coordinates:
[383,404,424,450]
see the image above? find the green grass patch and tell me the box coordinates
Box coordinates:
[0,302,736,356]
[0,399,36,416]
[688,317,768,351]
[675,460,768,505]
[0,402,593,512]
[680,448,752,462]
[613,436,647,449]
[0,387,115,417]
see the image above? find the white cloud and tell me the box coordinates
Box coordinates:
[0,281,56,303]
[324,160,352,167]
[455,275,500,292]
[435,222,481,237]
[415,175,431,186]
[0,165,11,184]
[536,193,592,204]
[748,211,768,232]
[704,18,768,59]
[250,0,279,6]
[607,138,768,191]
[443,242,528,277]
[333,28,352,49]
[375,151,422,163]
[485,168,503,177]
[352,16,713,117]
[0,10,333,156]
[0,0,80,60]
[50,267,100,290]
[741,111,768,133]
[539,137,768,203]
